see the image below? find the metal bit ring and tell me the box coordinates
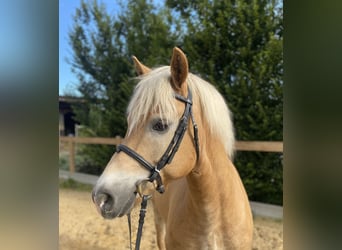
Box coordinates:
[135,179,155,199]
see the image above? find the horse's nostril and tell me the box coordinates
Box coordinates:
[95,191,114,213]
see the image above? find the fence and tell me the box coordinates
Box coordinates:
[59,136,283,173]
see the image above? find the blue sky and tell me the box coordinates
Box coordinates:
[59,0,120,96]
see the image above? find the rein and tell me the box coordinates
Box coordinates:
[127,194,150,250]
[116,88,200,250]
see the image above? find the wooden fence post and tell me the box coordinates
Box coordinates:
[69,139,75,173]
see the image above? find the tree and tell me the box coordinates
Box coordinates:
[68,0,132,172]
[166,0,283,204]
[68,0,177,173]
[116,0,182,66]
[67,0,283,204]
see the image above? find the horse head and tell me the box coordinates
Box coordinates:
[92,48,199,218]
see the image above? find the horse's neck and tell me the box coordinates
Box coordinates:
[157,137,253,249]
[188,133,251,225]
[186,143,236,218]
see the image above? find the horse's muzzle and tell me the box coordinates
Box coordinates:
[92,190,114,218]
[92,187,136,219]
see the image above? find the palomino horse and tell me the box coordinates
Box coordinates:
[92,47,253,249]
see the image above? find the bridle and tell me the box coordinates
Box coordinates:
[116,88,200,250]
[116,88,200,194]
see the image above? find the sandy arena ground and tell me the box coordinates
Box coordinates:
[59,189,282,250]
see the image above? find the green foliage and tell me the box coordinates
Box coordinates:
[69,0,133,138]
[75,126,115,175]
[68,0,178,175]
[235,152,283,205]
[119,0,180,64]
[59,153,69,170]
[67,0,283,205]
[167,0,283,205]
[59,178,93,191]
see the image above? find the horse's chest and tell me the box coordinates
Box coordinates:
[165,224,222,250]
[165,236,221,250]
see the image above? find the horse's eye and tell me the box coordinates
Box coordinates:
[152,120,169,132]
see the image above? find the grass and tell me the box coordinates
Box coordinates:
[59,178,93,192]
[253,214,283,223]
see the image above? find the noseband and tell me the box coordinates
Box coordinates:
[116,88,200,194]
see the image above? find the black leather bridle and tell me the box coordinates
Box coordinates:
[116,88,200,194]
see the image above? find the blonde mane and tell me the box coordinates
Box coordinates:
[127,66,235,158]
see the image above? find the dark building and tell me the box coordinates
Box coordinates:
[59,96,82,136]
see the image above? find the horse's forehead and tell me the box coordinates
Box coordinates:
[127,80,179,134]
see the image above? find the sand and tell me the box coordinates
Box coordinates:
[59,189,282,250]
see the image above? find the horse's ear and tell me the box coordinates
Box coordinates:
[170,47,188,94]
[132,56,151,76]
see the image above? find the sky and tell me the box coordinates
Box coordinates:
[59,0,120,96]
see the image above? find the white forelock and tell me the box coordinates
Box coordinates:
[126,66,235,159]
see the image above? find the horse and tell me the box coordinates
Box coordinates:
[92,47,253,249]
